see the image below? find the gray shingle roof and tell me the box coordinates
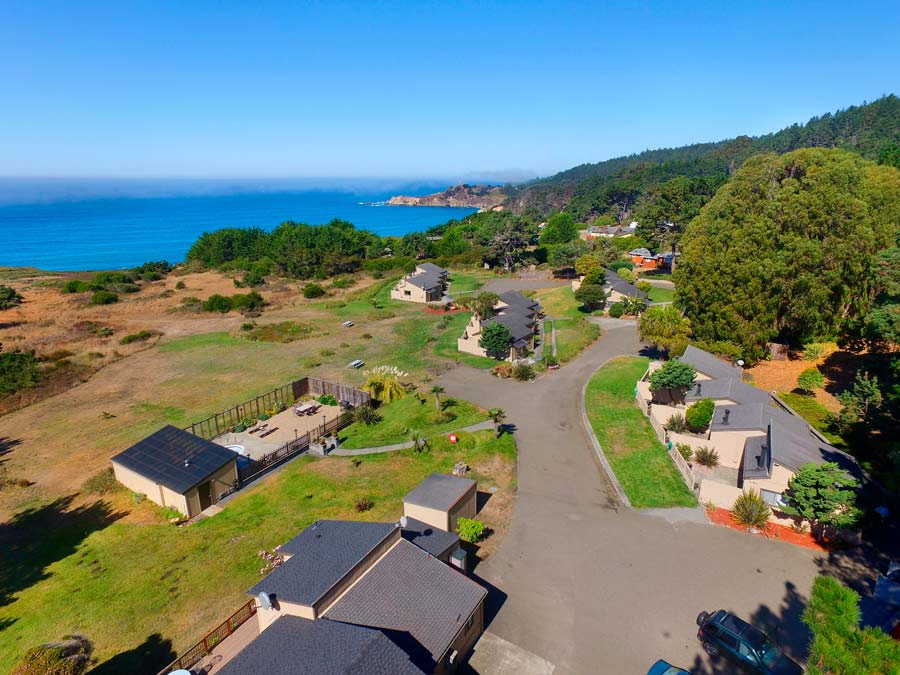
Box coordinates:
[215,615,423,675]
[401,517,460,559]
[326,539,487,660]
[711,402,807,434]
[603,269,648,299]
[768,422,860,476]
[405,272,442,291]
[679,345,743,380]
[403,473,476,511]
[416,262,447,276]
[110,425,236,494]
[629,247,653,257]
[498,290,541,311]
[685,377,771,405]
[484,313,535,342]
[741,435,771,480]
[249,520,397,605]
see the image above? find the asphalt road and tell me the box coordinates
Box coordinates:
[437,316,843,674]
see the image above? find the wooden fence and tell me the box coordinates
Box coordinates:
[156,599,256,675]
[186,377,370,440]
[668,447,697,490]
[235,412,355,485]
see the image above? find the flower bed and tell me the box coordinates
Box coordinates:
[705,506,828,552]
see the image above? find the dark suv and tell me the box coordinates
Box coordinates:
[696,609,803,675]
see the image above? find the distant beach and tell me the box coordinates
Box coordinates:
[0,180,476,271]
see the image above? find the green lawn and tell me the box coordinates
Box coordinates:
[585,357,696,508]
[552,318,601,363]
[0,431,514,674]
[779,392,847,447]
[448,272,487,296]
[340,393,488,449]
[433,312,499,369]
[533,285,585,320]
[647,286,675,303]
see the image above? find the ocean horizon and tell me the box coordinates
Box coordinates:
[0,179,477,272]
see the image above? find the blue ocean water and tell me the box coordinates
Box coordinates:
[0,181,476,271]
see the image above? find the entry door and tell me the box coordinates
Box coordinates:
[198,481,213,510]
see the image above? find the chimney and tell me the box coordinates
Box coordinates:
[722,409,730,425]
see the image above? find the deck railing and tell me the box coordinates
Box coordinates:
[155,599,256,675]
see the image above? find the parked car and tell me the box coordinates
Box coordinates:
[696,610,803,674]
[647,659,690,675]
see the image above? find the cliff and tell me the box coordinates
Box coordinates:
[388,184,506,210]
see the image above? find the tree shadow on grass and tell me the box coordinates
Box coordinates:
[88,632,176,675]
[0,615,17,632]
[0,495,127,607]
[0,436,22,466]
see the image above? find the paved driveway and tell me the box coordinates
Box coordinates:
[437,319,831,674]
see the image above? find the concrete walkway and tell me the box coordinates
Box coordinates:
[330,420,494,456]
[435,316,831,674]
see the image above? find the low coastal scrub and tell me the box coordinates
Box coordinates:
[0,284,24,309]
[90,291,119,305]
[0,348,42,396]
[246,321,315,343]
[119,330,161,345]
[202,291,265,313]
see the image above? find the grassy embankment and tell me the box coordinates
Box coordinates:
[340,394,488,449]
[585,357,696,508]
[532,285,601,363]
[0,431,514,674]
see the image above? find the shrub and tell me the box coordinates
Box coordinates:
[492,363,514,378]
[257,413,269,421]
[574,284,606,310]
[12,634,93,675]
[608,302,625,318]
[693,446,720,468]
[513,362,535,381]
[802,343,825,361]
[543,353,559,368]
[332,276,356,289]
[732,490,772,529]
[582,267,605,285]
[684,398,715,429]
[636,280,652,293]
[607,260,634,272]
[0,349,42,396]
[81,468,120,495]
[318,394,338,406]
[363,365,408,402]
[231,291,265,311]
[320,349,335,357]
[90,290,119,305]
[648,360,697,391]
[797,367,825,392]
[362,332,373,339]
[617,267,635,283]
[61,279,93,293]
[202,294,232,312]
[457,517,486,543]
[675,443,693,461]
[119,330,159,345]
[352,404,382,426]
[694,339,744,363]
[141,271,163,281]
[354,497,374,512]
[302,282,326,299]
[0,284,24,309]
[175,280,186,290]
[665,413,688,433]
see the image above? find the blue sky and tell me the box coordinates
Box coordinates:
[1,1,898,180]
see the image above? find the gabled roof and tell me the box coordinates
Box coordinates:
[416,262,447,276]
[629,247,653,257]
[249,520,397,606]
[110,425,236,494]
[603,269,648,299]
[401,517,460,559]
[498,290,541,311]
[403,473,476,512]
[711,402,807,435]
[741,422,862,479]
[326,539,487,661]
[404,272,442,291]
[215,615,423,675]
[685,377,771,405]
[589,225,619,235]
[679,345,743,380]
[484,313,535,342]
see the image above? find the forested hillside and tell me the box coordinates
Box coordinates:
[508,95,900,238]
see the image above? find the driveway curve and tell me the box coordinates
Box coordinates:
[437,303,825,674]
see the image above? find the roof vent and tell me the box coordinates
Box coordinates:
[722,409,730,425]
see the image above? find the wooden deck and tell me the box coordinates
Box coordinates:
[193,618,260,674]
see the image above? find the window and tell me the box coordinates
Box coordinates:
[760,489,786,507]
[738,641,758,663]
[718,631,738,649]
[404,290,411,296]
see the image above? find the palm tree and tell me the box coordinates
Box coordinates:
[489,408,506,437]
[430,385,445,418]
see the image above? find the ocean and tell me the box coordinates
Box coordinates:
[0,179,477,272]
